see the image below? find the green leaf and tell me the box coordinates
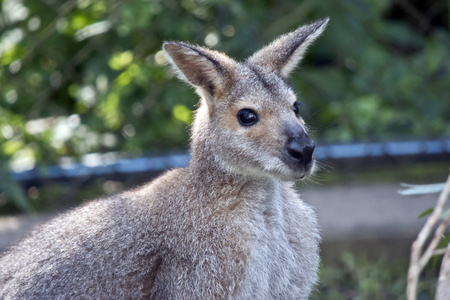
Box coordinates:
[417,208,434,219]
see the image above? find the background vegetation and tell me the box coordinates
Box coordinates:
[311,252,437,300]
[0,0,448,206]
[1,0,449,170]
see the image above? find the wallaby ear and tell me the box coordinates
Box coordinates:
[248,18,329,79]
[163,42,236,104]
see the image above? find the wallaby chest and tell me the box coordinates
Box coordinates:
[235,180,320,299]
[147,174,319,299]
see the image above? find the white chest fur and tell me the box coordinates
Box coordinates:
[237,181,320,299]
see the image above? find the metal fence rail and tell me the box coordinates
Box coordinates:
[12,139,450,183]
[315,139,450,159]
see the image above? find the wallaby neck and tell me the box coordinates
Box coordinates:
[188,153,271,188]
[186,158,278,213]
[189,158,280,216]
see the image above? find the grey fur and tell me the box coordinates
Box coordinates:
[0,18,328,299]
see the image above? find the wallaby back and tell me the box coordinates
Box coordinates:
[0,18,329,299]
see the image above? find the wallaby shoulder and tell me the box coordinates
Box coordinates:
[0,168,192,299]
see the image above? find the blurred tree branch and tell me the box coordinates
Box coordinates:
[436,244,450,299]
[406,174,450,300]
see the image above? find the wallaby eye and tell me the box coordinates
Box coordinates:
[237,109,259,126]
[292,101,302,117]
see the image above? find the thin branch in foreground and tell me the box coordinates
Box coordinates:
[433,248,450,257]
[407,174,450,300]
[436,244,450,299]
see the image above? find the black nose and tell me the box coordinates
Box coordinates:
[286,136,315,165]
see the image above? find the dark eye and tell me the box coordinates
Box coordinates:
[292,101,302,117]
[237,109,259,126]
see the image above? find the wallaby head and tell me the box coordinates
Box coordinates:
[163,18,328,181]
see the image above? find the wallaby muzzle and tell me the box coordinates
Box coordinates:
[286,135,315,168]
[283,122,315,169]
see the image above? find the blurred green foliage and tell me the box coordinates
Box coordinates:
[0,0,449,210]
[311,252,437,299]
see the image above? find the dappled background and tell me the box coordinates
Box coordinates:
[1,0,449,208]
[1,0,449,298]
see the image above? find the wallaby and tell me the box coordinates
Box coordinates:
[0,18,328,299]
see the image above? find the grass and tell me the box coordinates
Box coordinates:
[311,252,438,300]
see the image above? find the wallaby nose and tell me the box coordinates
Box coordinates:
[286,136,315,165]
